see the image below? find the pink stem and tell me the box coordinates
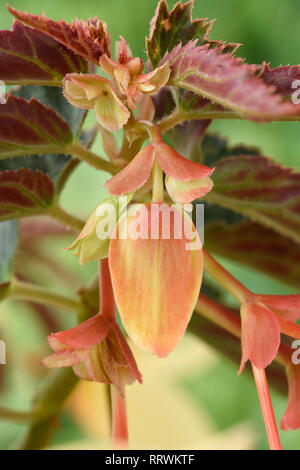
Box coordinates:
[111,386,129,448]
[99,259,116,321]
[251,364,282,450]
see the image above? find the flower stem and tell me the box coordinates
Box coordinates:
[9,279,82,314]
[203,249,251,304]
[251,364,282,450]
[99,259,116,321]
[0,407,34,423]
[110,386,129,448]
[68,141,118,174]
[158,109,300,133]
[49,204,85,232]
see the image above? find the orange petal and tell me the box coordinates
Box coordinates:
[105,145,155,195]
[166,175,214,203]
[238,302,280,374]
[281,364,300,430]
[155,142,214,181]
[109,203,203,357]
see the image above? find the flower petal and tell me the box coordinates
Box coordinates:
[109,203,203,357]
[166,175,214,203]
[94,91,130,132]
[63,74,112,108]
[111,322,142,383]
[48,314,111,349]
[105,145,155,195]
[239,302,280,374]
[155,142,214,181]
[281,364,300,430]
[137,62,171,94]
[42,349,88,368]
[255,294,300,312]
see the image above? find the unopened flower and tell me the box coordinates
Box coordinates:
[100,37,170,109]
[109,202,203,357]
[66,196,132,265]
[105,138,214,203]
[63,73,130,131]
[239,294,300,373]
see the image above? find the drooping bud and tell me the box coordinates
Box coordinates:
[109,202,203,357]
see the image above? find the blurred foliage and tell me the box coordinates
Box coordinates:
[0,0,300,450]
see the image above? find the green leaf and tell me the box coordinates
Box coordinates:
[206,155,300,244]
[0,219,18,282]
[205,220,300,289]
[147,0,212,68]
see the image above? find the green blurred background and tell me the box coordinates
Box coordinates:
[0,0,300,450]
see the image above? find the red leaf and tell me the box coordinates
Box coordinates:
[0,94,72,158]
[206,155,300,243]
[8,5,111,64]
[0,21,88,86]
[205,220,300,288]
[0,168,55,220]
[165,41,300,121]
[259,63,300,98]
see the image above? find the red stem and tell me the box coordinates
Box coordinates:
[251,364,282,450]
[111,386,129,448]
[99,259,116,321]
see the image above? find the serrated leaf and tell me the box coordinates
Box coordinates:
[147,0,213,68]
[0,219,18,282]
[0,168,55,221]
[205,220,300,289]
[0,86,85,181]
[259,63,300,98]
[165,41,300,121]
[0,21,88,87]
[8,5,110,64]
[206,155,300,243]
[0,94,72,159]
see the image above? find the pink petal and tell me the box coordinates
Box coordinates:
[48,314,111,349]
[281,364,300,431]
[238,302,280,374]
[105,145,155,195]
[155,142,214,181]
